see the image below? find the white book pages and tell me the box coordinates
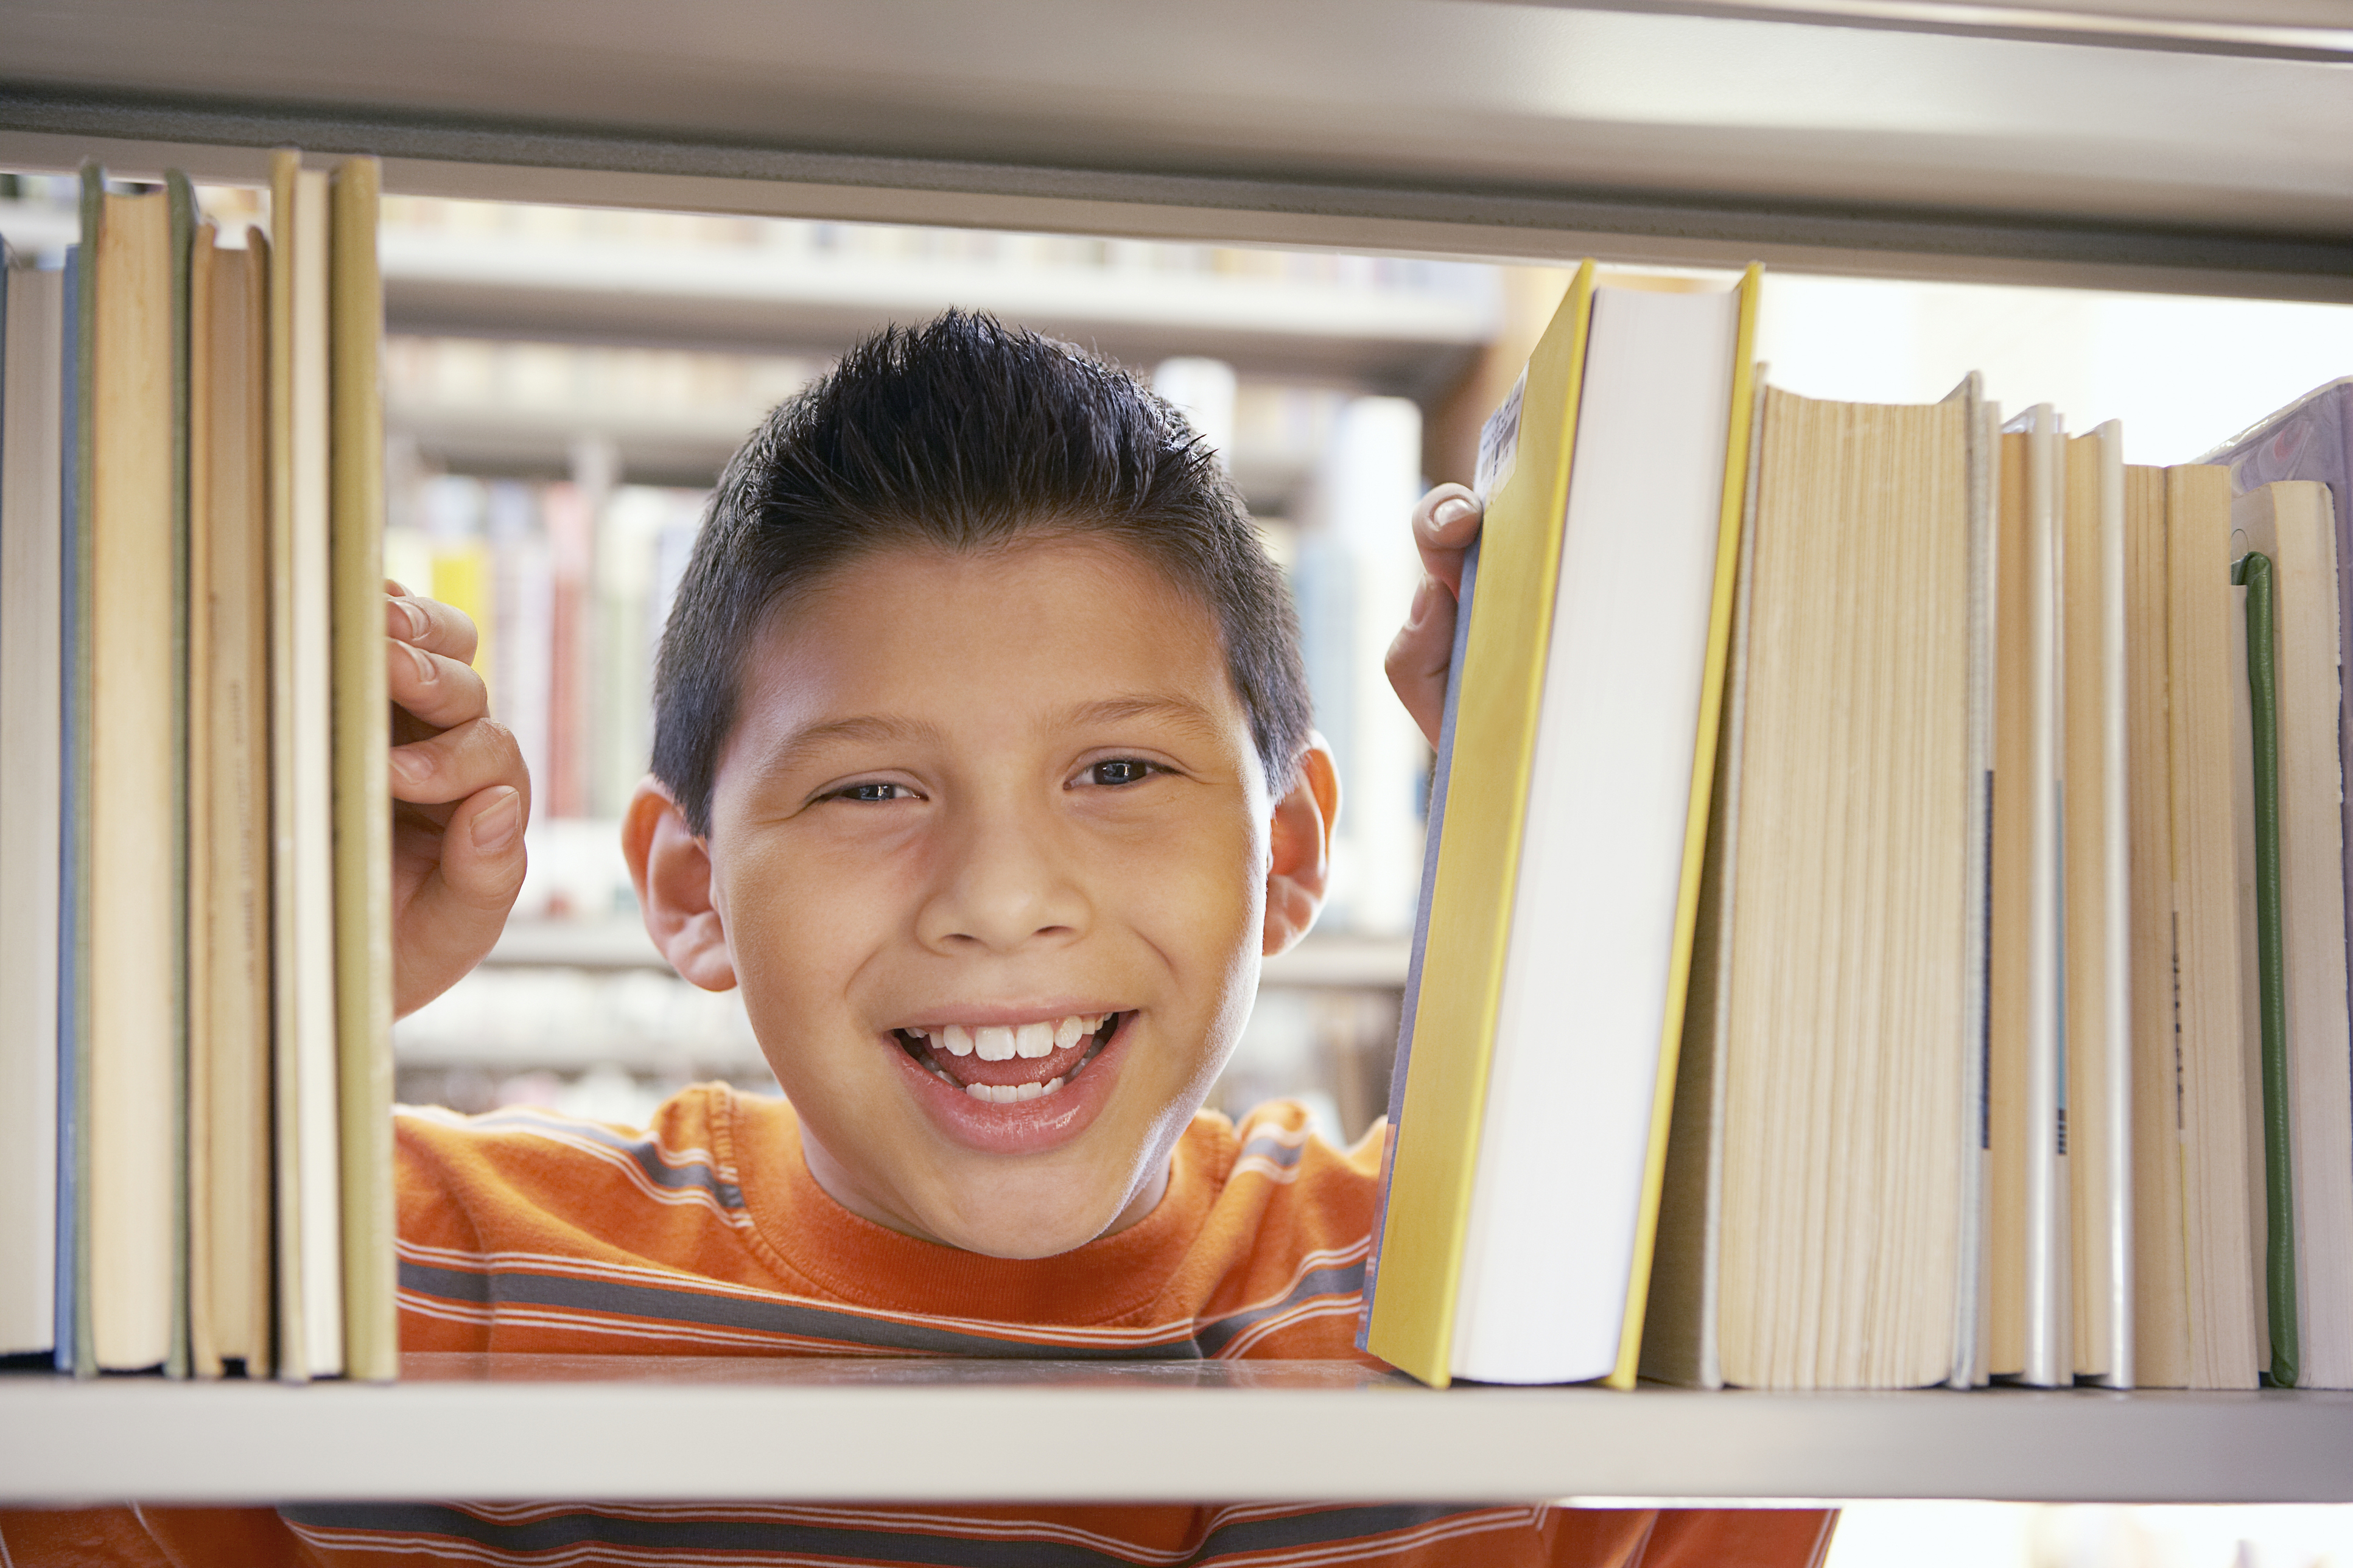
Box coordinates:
[289,167,345,1379]
[1451,282,1739,1384]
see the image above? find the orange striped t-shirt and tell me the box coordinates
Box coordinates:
[0,1088,1834,1567]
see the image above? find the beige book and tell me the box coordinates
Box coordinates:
[88,182,179,1373]
[331,158,398,1383]
[2232,480,2353,1387]
[1988,408,2069,1386]
[2125,464,2192,1388]
[2064,422,2133,1387]
[1988,429,2032,1377]
[1714,385,1974,1390]
[270,152,344,1381]
[0,264,66,1359]
[2166,462,2260,1390]
[189,227,275,1378]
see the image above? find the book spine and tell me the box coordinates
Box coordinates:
[2097,424,2135,1388]
[2024,407,2068,1387]
[166,169,195,1384]
[1954,378,1996,1390]
[1356,537,1477,1354]
[2234,550,2298,1387]
[57,219,89,1376]
[330,157,396,1382]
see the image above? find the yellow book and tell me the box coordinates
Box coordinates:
[331,157,398,1382]
[1364,265,1760,1388]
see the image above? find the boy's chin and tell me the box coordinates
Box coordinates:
[911,1164,1162,1260]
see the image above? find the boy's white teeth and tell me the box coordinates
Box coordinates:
[963,1076,1066,1104]
[917,1013,1110,1060]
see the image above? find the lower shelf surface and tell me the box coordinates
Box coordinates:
[2,1354,2348,1505]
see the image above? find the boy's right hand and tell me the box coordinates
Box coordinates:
[384,585,531,1019]
[1384,481,1484,749]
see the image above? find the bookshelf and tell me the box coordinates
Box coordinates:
[3,0,2352,1514]
[4,1356,2353,1505]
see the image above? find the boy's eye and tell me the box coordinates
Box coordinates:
[1081,758,1158,788]
[831,781,914,803]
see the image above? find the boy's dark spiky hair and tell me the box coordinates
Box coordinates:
[650,309,1314,835]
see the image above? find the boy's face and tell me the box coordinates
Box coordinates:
[667,535,1323,1258]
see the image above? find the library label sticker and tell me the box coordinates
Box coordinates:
[1475,366,1526,503]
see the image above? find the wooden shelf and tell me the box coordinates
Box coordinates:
[4,1355,2352,1505]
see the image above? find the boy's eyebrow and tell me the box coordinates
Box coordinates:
[758,696,1224,775]
[1062,694,1226,741]
[758,714,941,775]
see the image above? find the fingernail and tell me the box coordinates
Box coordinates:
[1432,496,1478,528]
[388,747,432,783]
[405,641,437,684]
[388,597,426,640]
[471,786,522,852]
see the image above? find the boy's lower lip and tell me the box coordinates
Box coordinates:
[883,1013,1133,1157]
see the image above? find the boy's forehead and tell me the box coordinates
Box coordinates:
[731,535,1250,754]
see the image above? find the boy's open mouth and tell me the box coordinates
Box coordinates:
[892,1013,1126,1104]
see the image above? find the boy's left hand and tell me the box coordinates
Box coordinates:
[383,584,531,1018]
[1384,482,1484,749]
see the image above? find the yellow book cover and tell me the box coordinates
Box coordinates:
[1364,264,1594,1387]
[330,156,398,1382]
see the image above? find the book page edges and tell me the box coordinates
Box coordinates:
[1365,262,1594,1387]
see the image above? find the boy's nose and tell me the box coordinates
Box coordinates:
[914,814,1091,955]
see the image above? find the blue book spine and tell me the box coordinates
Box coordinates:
[52,242,78,1376]
[1356,539,1478,1352]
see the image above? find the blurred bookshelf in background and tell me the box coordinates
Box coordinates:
[7,173,2349,1140]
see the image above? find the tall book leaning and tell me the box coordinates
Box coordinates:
[1361,265,1760,1388]
[0,155,395,1380]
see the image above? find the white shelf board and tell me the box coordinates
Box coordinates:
[2,2,2348,299]
[5,1355,2352,1505]
[483,919,1410,989]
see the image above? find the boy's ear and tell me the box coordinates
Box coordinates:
[1263,734,1340,958]
[622,777,738,992]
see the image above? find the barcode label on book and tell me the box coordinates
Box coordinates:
[1475,366,1526,503]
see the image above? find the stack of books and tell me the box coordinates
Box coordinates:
[0,152,395,1381]
[1359,260,2353,1394]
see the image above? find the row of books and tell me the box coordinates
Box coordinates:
[391,476,704,831]
[1359,261,2353,1392]
[0,153,394,1379]
[374,191,1488,296]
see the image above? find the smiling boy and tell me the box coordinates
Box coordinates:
[1,312,1832,1567]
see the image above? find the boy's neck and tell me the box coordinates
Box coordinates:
[797,1125,1174,1255]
